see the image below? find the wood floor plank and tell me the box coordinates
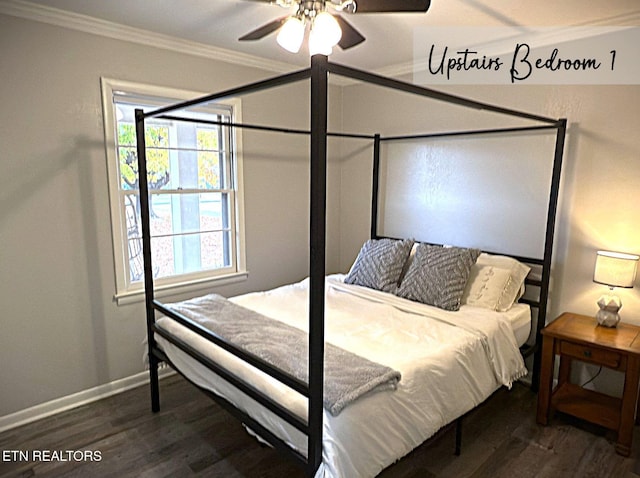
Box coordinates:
[1,375,638,478]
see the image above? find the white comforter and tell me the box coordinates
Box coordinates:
[155,274,527,478]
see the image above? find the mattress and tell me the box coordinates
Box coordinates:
[155,274,528,478]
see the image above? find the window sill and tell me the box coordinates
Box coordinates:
[114,271,249,306]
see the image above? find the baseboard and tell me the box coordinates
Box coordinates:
[0,367,174,433]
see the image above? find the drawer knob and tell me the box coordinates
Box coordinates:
[584,350,592,358]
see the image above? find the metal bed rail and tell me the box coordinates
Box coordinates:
[150,345,309,467]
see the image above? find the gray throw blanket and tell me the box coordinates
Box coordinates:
[166,293,401,416]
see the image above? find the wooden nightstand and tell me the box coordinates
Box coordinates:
[536,312,640,456]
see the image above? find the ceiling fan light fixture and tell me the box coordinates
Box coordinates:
[240,0,431,53]
[312,11,342,48]
[276,16,305,53]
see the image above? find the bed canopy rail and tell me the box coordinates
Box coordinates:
[153,114,376,140]
[325,62,561,125]
[135,54,566,477]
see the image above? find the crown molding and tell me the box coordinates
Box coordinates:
[0,0,298,74]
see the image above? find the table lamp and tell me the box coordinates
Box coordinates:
[593,250,639,327]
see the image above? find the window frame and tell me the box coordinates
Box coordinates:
[101,78,247,305]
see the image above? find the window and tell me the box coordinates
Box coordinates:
[101,79,246,304]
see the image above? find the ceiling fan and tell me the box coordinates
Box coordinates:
[239,0,431,55]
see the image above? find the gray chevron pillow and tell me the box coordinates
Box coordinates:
[396,244,481,311]
[345,238,414,293]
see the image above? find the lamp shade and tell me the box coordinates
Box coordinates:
[593,250,639,288]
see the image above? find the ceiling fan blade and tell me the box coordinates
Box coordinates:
[239,16,288,41]
[334,16,365,49]
[353,0,431,13]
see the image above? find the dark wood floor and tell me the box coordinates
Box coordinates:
[1,374,638,477]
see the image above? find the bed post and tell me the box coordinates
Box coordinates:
[135,108,160,413]
[370,133,381,239]
[532,118,566,391]
[308,54,328,476]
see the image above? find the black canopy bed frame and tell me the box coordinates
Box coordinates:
[135,54,566,477]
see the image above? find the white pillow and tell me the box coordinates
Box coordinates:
[462,253,530,311]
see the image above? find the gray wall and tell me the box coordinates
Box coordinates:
[339,81,640,322]
[0,13,342,417]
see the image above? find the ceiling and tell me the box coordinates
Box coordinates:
[7,0,640,74]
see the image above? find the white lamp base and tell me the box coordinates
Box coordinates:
[596,294,621,327]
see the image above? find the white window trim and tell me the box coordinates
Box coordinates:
[100,78,247,305]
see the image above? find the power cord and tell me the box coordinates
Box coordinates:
[581,365,603,387]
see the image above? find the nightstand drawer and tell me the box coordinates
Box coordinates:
[560,341,622,368]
